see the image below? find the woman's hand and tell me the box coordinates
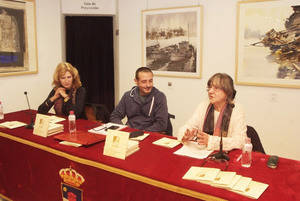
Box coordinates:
[182,128,198,143]
[50,87,66,102]
[196,132,209,146]
[57,87,68,98]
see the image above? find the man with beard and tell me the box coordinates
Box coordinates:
[110,67,168,132]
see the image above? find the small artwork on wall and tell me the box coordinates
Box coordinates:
[0,0,38,77]
[235,0,300,88]
[142,6,202,78]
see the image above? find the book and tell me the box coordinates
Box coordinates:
[49,115,65,123]
[103,130,139,159]
[183,166,221,183]
[0,121,26,129]
[126,140,140,157]
[226,175,242,190]
[235,180,269,199]
[152,137,181,148]
[54,130,106,146]
[48,123,64,136]
[125,140,140,157]
[231,176,252,192]
[210,171,236,187]
[127,140,139,151]
[183,166,268,199]
[33,114,64,137]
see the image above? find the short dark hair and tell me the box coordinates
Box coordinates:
[135,67,153,80]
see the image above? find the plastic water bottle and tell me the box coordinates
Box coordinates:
[0,101,4,120]
[68,110,76,136]
[241,137,253,168]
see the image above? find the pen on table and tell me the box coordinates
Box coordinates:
[236,154,242,162]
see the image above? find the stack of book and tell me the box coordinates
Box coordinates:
[49,115,66,124]
[33,114,64,137]
[126,140,140,157]
[47,123,64,136]
[103,129,140,160]
[183,166,269,199]
[48,115,65,135]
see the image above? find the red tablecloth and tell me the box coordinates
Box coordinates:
[0,110,300,201]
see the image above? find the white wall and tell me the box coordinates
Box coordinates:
[118,0,300,160]
[0,0,62,113]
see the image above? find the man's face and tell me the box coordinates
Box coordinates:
[135,71,153,96]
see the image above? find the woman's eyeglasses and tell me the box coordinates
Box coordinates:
[206,86,222,92]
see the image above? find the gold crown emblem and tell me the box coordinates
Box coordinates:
[59,168,85,187]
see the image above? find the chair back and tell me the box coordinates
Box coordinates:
[164,113,175,136]
[84,103,110,123]
[246,125,265,154]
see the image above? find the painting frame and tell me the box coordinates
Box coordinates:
[235,0,300,88]
[141,5,203,79]
[0,0,38,77]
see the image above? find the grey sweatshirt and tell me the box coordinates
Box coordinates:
[110,86,168,132]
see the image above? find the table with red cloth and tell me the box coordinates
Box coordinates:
[0,110,299,201]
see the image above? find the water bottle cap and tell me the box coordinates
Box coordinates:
[69,110,74,115]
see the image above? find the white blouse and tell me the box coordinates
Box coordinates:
[177,100,247,151]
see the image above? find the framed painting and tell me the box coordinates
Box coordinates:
[0,0,38,77]
[142,6,202,79]
[235,0,300,88]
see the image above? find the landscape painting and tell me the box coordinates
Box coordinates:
[142,6,202,78]
[235,1,300,88]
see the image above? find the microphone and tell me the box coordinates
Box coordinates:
[24,91,34,129]
[210,131,230,161]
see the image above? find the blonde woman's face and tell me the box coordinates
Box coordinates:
[59,71,73,89]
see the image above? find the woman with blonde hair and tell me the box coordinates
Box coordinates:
[38,62,86,118]
[177,73,247,151]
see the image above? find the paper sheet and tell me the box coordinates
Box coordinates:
[174,141,212,159]
[59,141,82,147]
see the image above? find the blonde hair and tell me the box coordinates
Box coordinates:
[52,62,82,89]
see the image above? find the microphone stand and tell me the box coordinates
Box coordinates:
[24,91,34,129]
[210,131,230,161]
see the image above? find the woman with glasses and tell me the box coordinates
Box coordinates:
[177,73,247,151]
